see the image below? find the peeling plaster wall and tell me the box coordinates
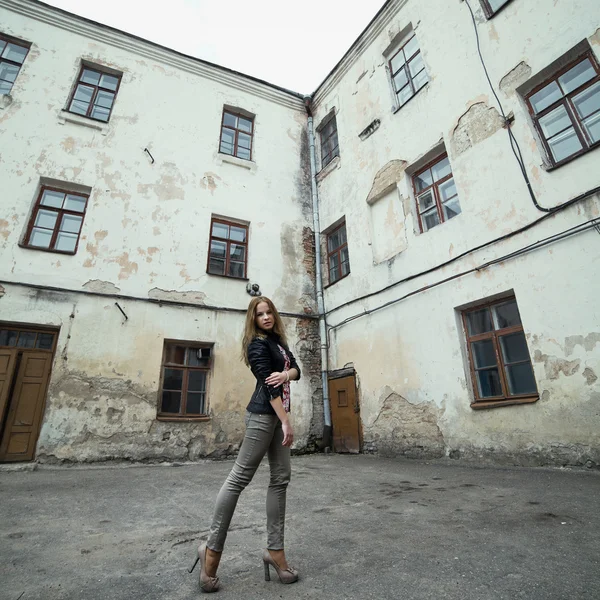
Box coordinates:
[0,3,320,461]
[313,0,600,466]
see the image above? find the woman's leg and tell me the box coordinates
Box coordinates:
[207,413,277,552]
[266,419,291,553]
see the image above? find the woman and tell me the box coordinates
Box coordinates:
[190,296,301,593]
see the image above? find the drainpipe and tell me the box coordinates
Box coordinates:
[304,96,332,450]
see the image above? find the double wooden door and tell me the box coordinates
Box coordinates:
[0,327,56,462]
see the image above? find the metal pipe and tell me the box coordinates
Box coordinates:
[304,97,333,444]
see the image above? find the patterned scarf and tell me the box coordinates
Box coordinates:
[277,343,291,412]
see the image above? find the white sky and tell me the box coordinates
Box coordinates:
[45,0,385,93]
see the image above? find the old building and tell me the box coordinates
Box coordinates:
[1,0,599,467]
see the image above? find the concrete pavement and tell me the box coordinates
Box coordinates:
[1,455,599,600]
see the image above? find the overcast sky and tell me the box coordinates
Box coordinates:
[45,0,385,93]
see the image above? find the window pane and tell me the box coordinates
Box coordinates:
[390,49,406,75]
[55,232,78,252]
[212,222,229,239]
[417,190,435,212]
[36,333,54,349]
[17,332,36,348]
[408,53,425,79]
[230,243,245,262]
[421,208,440,232]
[238,132,251,150]
[341,259,350,277]
[229,226,247,243]
[223,112,237,128]
[80,69,101,85]
[581,111,600,144]
[29,228,53,248]
[539,105,572,139]
[530,81,562,114]
[0,41,6,55]
[403,36,419,60]
[505,363,537,395]
[165,345,186,365]
[0,330,18,346]
[393,68,408,92]
[91,105,110,121]
[477,368,502,398]
[0,79,13,94]
[186,392,205,415]
[443,196,461,221]
[572,81,600,118]
[413,68,428,91]
[220,127,235,155]
[439,177,457,202]
[432,157,451,182]
[238,117,252,133]
[73,84,94,102]
[466,308,493,335]
[99,73,119,90]
[328,229,341,252]
[329,252,340,272]
[161,391,181,413]
[60,214,82,234]
[237,146,251,160]
[0,63,19,83]
[472,339,497,369]
[397,83,414,106]
[330,265,340,283]
[499,332,530,364]
[488,0,510,11]
[558,59,595,95]
[208,257,225,275]
[3,43,28,64]
[210,240,227,259]
[492,300,521,329]
[187,347,211,367]
[414,169,433,192]
[548,126,583,162]
[64,194,87,213]
[41,190,65,208]
[188,370,206,392]
[229,261,245,278]
[95,90,114,109]
[163,368,183,390]
[34,209,58,230]
[340,246,349,264]
[69,99,89,115]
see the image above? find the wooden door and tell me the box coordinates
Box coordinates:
[329,375,361,453]
[0,352,52,462]
[0,349,18,428]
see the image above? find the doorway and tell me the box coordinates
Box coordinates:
[0,326,58,462]
[328,370,361,453]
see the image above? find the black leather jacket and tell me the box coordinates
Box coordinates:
[246,334,301,414]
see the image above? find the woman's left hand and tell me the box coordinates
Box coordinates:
[265,371,287,386]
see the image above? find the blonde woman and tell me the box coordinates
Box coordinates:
[190,296,301,592]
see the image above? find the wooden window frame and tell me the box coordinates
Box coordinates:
[388,33,428,109]
[0,33,31,95]
[66,63,122,123]
[319,115,339,169]
[412,153,460,233]
[326,221,350,285]
[462,297,539,410]
[219,109,255,161]
[206,217,249,280]
[479,0,514,19]
[525,52,600,168]
[22,186,89,255]
[0,325,58,353]
[157,341,213,421]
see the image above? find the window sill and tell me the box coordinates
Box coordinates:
[206,271,249,282]
[470,395,539,410]
[324,271,350,289]
[216,152,257,172]
[392,82,429,114]
[58,110,109,135]
[157,415,211,423]
[316,155,341,183]
[18,242,76,256]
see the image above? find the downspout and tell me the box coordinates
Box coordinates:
[304,96,332,449]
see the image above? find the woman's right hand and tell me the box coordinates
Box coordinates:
[282,421,294,447]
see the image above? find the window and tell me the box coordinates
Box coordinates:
[526,53,600,166]
[0,328,55,350]
[159,343,212,419]
[413,154,461,233]
[207,218,248,279]
[463,297,538,408]
[0,34,30,95]
[320,115,339,168]
[219,110,254,160]
[24,186,89,254]
[480,0,513,18]
[327,221,350,284]
[67,65,121,122]
[389,33,428,108]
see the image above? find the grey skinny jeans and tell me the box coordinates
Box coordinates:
[207,411,291,552]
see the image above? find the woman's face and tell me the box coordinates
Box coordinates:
[255,301,274,332]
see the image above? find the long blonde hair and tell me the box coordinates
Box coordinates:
[241,296,287,365]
